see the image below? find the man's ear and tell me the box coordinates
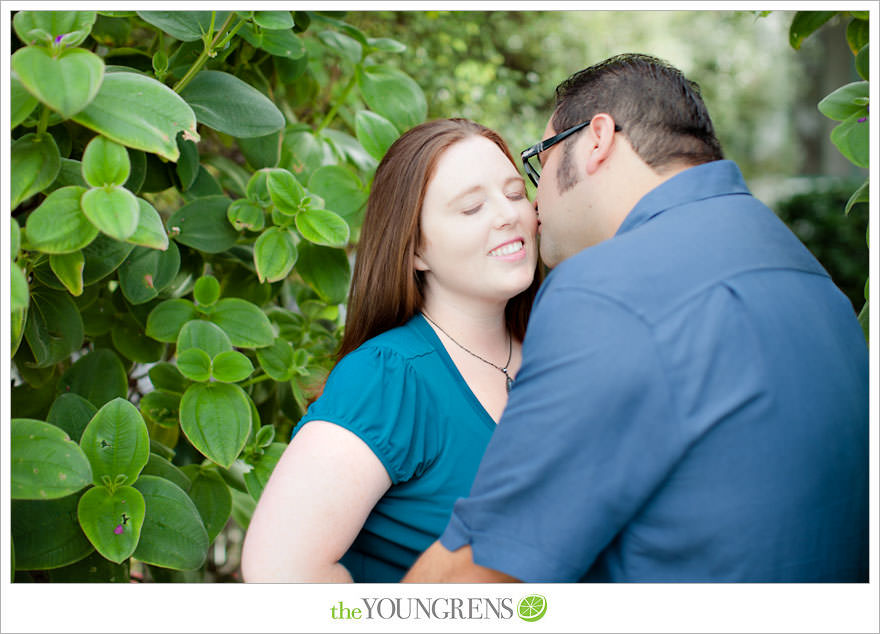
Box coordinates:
[584,113,618,175]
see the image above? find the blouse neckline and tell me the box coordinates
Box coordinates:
[411,314,499,430]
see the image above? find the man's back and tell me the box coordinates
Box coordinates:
[441,160,868,581]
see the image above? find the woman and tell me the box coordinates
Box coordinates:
[241,119,541,582]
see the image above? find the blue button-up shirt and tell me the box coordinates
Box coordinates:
[441,160,869,581]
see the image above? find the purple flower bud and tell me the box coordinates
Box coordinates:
[54,34,65,44]
[114,524,124,535]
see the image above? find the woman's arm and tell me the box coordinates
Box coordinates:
[241,420,392,582]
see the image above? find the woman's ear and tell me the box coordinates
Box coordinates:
[414,251,429,272]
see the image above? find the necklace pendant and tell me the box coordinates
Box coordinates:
[506,375,513,393]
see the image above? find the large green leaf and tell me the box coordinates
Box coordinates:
[81,185,140,241]
[211,350,254,383]
[168,195,238,253]
[308,165,367,220]
[180,70,284,138]
[281,127,335,183]
[818,81,869,122]
[177,319,233,358]
[846,17,869,55]
[296,242,351,304]
[789,11,836,49]
[255,338,295,381]
[133,475,209,570]
[146,299,199,342]
[136,11,229,42]
[12,267,29,316]
[174,132,200,192]
[253,11,294,30]
[176,348,212,382]
[50,251,85,296]
[354,110,399,162]
[830,110,869,168]
[72,72,199,162]
[111,314,165,363]
[11,419,92,500]
[81,234,135,285]
[25,186,98,254]
[193,275,221,307]
[12,46,104,119]
[11,72,39,128]
[80,398,150,489]
[13,10,97,48]
[24,287,84,368]
[238,131,282,170]
[357,65,427,133]
[11,496,94,570]
[148,362,191,395]
[239,24,306,60]
[318,30,363,64]
[118,242,181,305]
[48,393,97,443]
[243,442,286,502]
[855,43,868,81]
[208,298,275,348]
[47,549,129,582]
[254,227,298,283]
[296,207,350,247]
[139,391,182,428]
[264,167,306,214]
[846,177,869,216]
[180,466,232,543]
[77,485,145,563]
[11,133,61,209]
[82,135,130,187]
[179,382,252,468]
[142,453,191,492]
[127,198,169,251]
[57,349,128,408]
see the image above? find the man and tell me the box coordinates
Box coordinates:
[404,54,868,582]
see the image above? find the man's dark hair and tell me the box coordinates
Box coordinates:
[553,53,724,172]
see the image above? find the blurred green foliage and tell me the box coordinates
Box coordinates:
[774,180,868,312]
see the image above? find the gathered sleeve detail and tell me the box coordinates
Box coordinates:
[293,345,435,485]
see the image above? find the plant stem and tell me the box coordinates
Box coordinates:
[316,72,358,133]
[240,373,273,387]
[36,105,50,136]
[172,13,239,93]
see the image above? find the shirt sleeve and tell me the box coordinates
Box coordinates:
[293,345,432,485]
[440,284,680,582]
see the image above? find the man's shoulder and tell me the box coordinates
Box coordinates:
[544,194,829,323]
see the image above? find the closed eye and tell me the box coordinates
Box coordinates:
[506,191,526,201]
[462,203,482,215]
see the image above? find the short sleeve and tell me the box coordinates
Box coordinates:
[293,346,432,485]
[440,284,680,582]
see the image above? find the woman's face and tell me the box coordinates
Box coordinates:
[415,135,538,307]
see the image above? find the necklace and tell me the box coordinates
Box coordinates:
[421,312,514,392]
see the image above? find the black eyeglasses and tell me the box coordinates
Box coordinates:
[520,120,622,187]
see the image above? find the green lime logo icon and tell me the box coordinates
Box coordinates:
[517,594,547,622]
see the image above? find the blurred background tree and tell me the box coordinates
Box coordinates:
[347,9,868,310]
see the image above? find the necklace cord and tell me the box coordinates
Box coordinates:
[421,312,514,392]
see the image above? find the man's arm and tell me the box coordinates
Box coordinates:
[402,542,519,583]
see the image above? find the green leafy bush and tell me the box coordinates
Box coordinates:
[10,9,425,582]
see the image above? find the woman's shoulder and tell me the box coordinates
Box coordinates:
[350,315,436,364]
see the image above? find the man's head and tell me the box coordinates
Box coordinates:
[527,54,724,266]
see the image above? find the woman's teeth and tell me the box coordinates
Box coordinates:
[489,241,524,257]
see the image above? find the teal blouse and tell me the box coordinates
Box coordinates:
[292,314,496,582]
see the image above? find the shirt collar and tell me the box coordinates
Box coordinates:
[615,160,751,237]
